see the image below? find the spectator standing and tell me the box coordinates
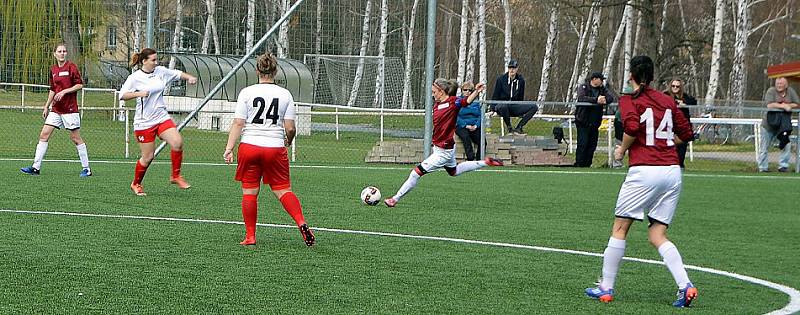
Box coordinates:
[575,72,617,167]
[757,77,799,172]
[456,82,483,161]
[491,59,537,135]
[664,79,697,168]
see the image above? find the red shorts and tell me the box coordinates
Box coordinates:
[235,143,291,190]
[134,119,176,143]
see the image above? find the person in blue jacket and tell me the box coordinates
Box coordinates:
[456,82,484,161]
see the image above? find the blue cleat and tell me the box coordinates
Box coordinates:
[80,168,92,177]
[585,286,614,303]
[20,166,40,175]
[673,283,698,307]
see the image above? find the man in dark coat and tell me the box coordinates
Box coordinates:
[574,72,617,167]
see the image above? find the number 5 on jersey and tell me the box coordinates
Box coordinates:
[252,97,279,125]
[640,108,674,146]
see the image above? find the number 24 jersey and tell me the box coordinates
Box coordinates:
[235,83,296,148]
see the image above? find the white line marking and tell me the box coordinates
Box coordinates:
[1,209,797,314]
[2,158,798,180]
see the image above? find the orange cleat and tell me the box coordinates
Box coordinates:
[239,237,256,246]
[484,157,505,166]
[384,198,397,208]
[130,183,146,196]
[170,176,192,189]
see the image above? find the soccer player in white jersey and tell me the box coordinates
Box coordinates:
[119,48,198,196]
[223,53,314,246]
[21,44,91,177]
[585,56,697,307]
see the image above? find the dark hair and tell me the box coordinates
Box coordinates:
[256,53,278,78]
[130,48,157,68]
[629,55,654,86]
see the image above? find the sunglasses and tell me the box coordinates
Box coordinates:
[462,89,474,93]
[671,85,681,88]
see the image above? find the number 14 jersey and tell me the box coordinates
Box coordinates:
[235,83,296,148]
[619,86,693,166]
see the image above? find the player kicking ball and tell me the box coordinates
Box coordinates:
[585,56,697,307]
[223,53,314,246]
[384,79,503,208]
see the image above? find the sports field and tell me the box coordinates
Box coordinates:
[1,159,798,314]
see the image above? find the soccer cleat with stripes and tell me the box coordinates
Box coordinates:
[299,224,315,246]
[80,168,92,177]
[673,283,698,308]
[484,157,504,166]
[20,166,40,175]
[585,286,614,303]
[170,176,192,189]
[130,183,147,196]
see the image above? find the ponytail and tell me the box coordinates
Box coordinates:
[130,48,157,68]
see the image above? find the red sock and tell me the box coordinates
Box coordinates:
[279,192,306,226]
[242,194,258,239]
[133,160,148,185]
[171,150,183,178]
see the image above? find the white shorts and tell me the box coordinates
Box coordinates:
[419,146,457,173]
[45,112,81,130]
[614,165,682,226]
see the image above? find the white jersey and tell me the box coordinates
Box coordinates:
[234,83,296,147]
[119,66,182,130]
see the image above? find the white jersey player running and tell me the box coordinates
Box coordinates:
[224,53,314,247]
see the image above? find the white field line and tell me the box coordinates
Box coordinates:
[0,209,798,314]
[2,158,799,181]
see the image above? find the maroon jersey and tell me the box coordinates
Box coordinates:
[432,96,469,149]
[619,86,693,166]
[49,61,82,114]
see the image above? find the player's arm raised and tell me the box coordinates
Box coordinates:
[460,83,485,107]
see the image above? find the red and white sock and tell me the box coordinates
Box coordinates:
[279,192,306,226]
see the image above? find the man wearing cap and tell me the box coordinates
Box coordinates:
[491,59,537,135]
[574,71,617,167]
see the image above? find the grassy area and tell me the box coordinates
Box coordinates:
[0,160,797,313]
[0,88,117,108]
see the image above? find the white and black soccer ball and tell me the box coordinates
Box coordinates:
[360,186,381,206]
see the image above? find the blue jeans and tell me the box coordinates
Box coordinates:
[757,126,792,171]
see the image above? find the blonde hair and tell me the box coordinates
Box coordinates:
[461,82,475,90]
[434,78,458,96]
[256,53,278,79]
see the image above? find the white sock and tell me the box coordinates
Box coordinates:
[76,143,90,169]
[658,241,691,289]
[454,161,487,176]
[393,170,421,201]
[32,141,48,170]
[600,237,626,290]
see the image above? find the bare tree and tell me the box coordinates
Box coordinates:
[402,0,421,109]
[456,0,470,84]
[201,0,220,54]
[575,2,602,102]
[465,7,478,83]
[537,6,559,102]
[566,8,592,101]
[728,0,750,106]
[347,0,373,107]
[705,0,725,102]
[677,0,699,95]
[277,0,289,58]
[603,1,631,85]
[373,0,388,108]
[502,0,512,65]
[245,0,255,52]
[134,0,142,51]
[477,0,487,84]
[621,2,634,91]
[168,0,183,70]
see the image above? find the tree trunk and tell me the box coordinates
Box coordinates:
[577,2,602,101]
[134,0,142,51]
[402,0,420,109]
[502,0,512,65]
[621,3,634,91]
[201,0,219,54]
[603,1,630,85]
[465,8,478,83]
[677,0,699,95]
[477,0,487,84]
[537,6,559,102]
[456,0,469,84]
[729,0,750,107]
[657,0,669,58]
[313,0,322,84]
[705,0,725,102]
[169,0,183,69]
[566,8,592,101]
[347,0,372,107]
[277,0,289,58]
[441,11,453,77]
[373,0,388,108]
[632,9,642,56]
[245,0,255,52]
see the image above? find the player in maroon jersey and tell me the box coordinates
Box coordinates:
[384,78,503,207]
[585,56,697,307]
[21,44,91,177]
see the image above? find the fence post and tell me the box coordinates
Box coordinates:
[335,107,339,140]
[607,117,613,167]
[568,118,574,154]
[380,108,384,142]
[754,123,760,166]
[21,85,25,112]
[124,107,130,159]
[291,102,297,162]
[80,89,85,118]
[795,112,799,173]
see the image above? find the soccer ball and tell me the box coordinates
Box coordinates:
[360,186,382,206]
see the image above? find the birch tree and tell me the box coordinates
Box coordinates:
[575,2,602,102]
[168,0,183,70]
[201,0,220,54]
[133,0,142,51]
[245,0,255,52]
[603,1,631,85]
[537,6,559,102]
[347,0,372,107]
[402,0,420,109]
[677,0,699,95]
[477,0,487,85]
[465,11,478,83]
[313,0,322,83]
[456,0,469,84]
[705,0,725,102]
[657,0,669,57]
[621,3,634,91]
[728,0,750,106]
[566,10,592,101]
[373,0,388,108]
[502,0,512,65]
[277,0,289,58]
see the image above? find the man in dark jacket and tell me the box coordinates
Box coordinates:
[574,72,617,167]
[491,59,537,135]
